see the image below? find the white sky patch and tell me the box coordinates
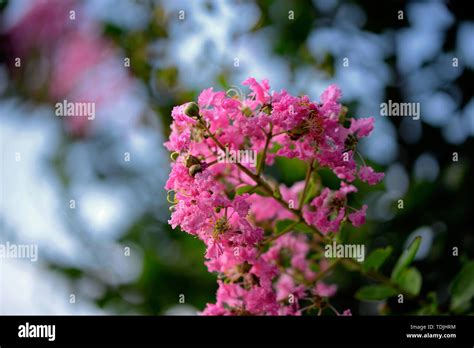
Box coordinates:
[0,101,78,258]
[78,186,132,239]
[0,99,147,312]
[0,258,104,314]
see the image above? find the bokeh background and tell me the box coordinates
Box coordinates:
[0,0,473,315]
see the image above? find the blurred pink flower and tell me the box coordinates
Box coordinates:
[4,0,131,137]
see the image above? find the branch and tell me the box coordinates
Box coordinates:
[257,123,273,176]
[298,159,315,210]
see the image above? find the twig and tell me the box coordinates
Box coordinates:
[257,123,273,176]
[299,159,315,210]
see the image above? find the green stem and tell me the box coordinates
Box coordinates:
[312,259,340,283]
[257,123,273,176]
[298,159,315,210]
[342,258,422,303]
[264,220,301,244]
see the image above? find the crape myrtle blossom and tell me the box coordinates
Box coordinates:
[165,78,384,315]
[302,182,370,234]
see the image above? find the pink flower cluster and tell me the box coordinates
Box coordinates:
[4,0,130,136]
[165,78,384,315]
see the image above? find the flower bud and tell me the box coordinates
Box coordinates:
[261,104,272,115]
[314,294,328,309]
[241,261,252,273]
[184,154,201,168]
[188,163,202,177]
[344,134,358,151]
[339,105,348,123]
[288,124,309,140]
[212,216,230,239]
[184,102,200,118]
[241,106,253,117]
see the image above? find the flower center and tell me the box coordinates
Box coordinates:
[213,216,230,239]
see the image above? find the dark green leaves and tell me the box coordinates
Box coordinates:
[449,261,474,311]
[293,222,314,234]
[302,172,320,206]
[355,285,397,301]
[275,219,297,234]
[235,185,254,195]
[389,237,423,296]
[391,236,421,281]
[362,246,392,272]
[397,267,422,296]
[357,239,423,302]
[235,185,270,197]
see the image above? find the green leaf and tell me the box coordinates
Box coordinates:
[275,157,306,183]
[294,222,314,234]
[396,267,422,296]
[235,185,254,195]
[390,236,422,281]
[416,292,439,315]
[235,185,269,197]
[253,187,271,197]
[355,285,397,301]
[275,219,297,234]
[449,261,474,311]
[302,172,321,206]
[273,184,282,199]
[362,247,392,272]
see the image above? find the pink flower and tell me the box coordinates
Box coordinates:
[348,204,368,227]
[349,117,374,138]
[231,194,251,218]
[4,0,131,137]
[245,287,279,315]
[248,181,304,221]
[271,92,311,130]
[4,0,74,56]
[250,259,278,289]
[164,129,191,152]
[165,78,384,316]
[303,190,342,235]
[264,234,316,284]
[303,182,362,234]
[198,88,226,108]
[242,78,271,105]
[319,84,342,117]
[359,166,385,185]
[314,282,338,297]
[276,274,307,301]
[201,303,227,316]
